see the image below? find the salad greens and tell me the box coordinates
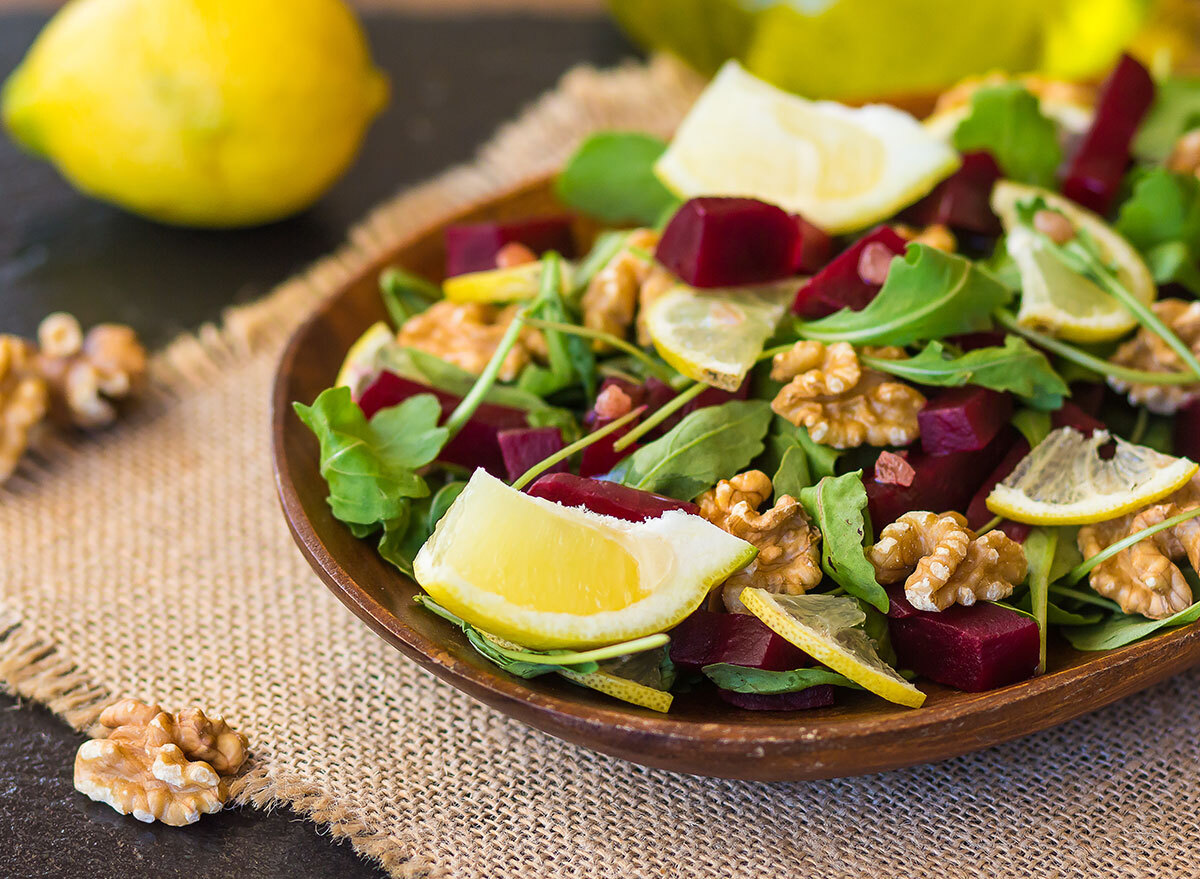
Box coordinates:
[798,472,886,611]
[555,132,678,226]
[951,83,1062,187]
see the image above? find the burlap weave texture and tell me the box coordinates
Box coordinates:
[3,56,1200,879]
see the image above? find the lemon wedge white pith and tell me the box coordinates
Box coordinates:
[414,469,756,650]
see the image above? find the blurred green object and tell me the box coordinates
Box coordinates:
[608,0,1155,101]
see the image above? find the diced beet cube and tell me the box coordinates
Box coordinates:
[444,215,575,277]
[527,473,698,523]
[874,450,916,487]
[902,151,1003,235]
[791,226,908,318]
[656,197,800,288]
[965,438,1032,540]
[866,428,1015,527]
[792,215,834,274]
[1051,401,1106,436]
[358,370,526,476]
[1069,381,1106,417]
[580,377,646,477]
[669,610,809,672]
[716,685,835,711]
[884,586,1039,691]
[498,427,566,483]
[1174,399,1200,463]
[1061,54,1155,215]
[918,387,1013,455]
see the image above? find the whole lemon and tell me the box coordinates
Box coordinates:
[1,0,389,227]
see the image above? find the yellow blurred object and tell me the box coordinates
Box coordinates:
[1,0,388,228]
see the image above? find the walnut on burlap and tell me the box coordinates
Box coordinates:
[3,56,1200,879]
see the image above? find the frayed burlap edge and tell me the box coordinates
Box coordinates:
[0,54,703,878]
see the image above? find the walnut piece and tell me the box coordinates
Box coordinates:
[868,511,1027,611]
[75,698,249,826]
[698,470,823,613]
[580,228,660,349]
[396,300,543,381]
[34,313,147,429]
[1108,299,1200,414]
[770,341,925,448]
[0,335,49,481]
[1078,476,1200,619]
[1167,129,1200,177]
[894,222,957,253]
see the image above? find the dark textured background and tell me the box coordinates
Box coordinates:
[0,11,631,876]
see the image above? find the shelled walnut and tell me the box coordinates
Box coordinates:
[0,336,49,481]
[1078,477,1200,619]
[396,300,543,381]
[1108,298,1200,414]
[894,222,957,253]
[868,511,1027,611]
[770,341,925,448]
[698,470,823,613]
[74,698,249,826]
[580,229,674,348]
[35,312,147,429]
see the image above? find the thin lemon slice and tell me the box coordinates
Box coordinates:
[442,261,572,304]
[414,469,756,649]
[654,61,960,235]
[335,320,393,394]
[987,428,1199,525]
[992,181,1156,343]
[644,280,794,391]
[740,589,925,708]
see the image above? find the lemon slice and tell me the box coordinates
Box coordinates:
[986,427,1199,525]
[335,320,393,394]
[654,61,960,235]
[414,469,756,649]
[442,261,571,304]
[644,281,793,391]
[992,181,1156,343]
[740,589,925,708]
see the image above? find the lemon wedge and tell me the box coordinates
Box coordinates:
[740,589,925,708]
[443,261,570,304]
[644,280,794,391]
[414,469,756,649]
[987,427,1199,525]
[335,320,393,393]
[654,61,960,235]
[992,181,1156,343]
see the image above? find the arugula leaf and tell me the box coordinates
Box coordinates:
[761,417,840,486]
[862,337,1068,410]
[1011,407,1052,448]
[701,663,859,695]
[1013,590,1101,626]
[798,471,887,612]
[618,400,772,500]
[517,253,597,398]
[1115,168,1200,294]
[294,388,447,526]
[555,132,679,226]
[1132,76,1200,162]
[1061,598,1200,651]
[1023,527,1056,673]
[795,244,1012,346]
[772,445,811,502]
[379,267,440,327]
[951,83,1062,187]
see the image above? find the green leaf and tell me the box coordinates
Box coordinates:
[772,445,811,501]
[516,253,597,398]
[619,400,773,500]
[1011,407,1052,448]
[863,337,1068,409]
[762,416,840,484]
[379,267,440,328]
[1144,241,1200,295]
[798,471,887,612]
[294,388,447,526]
[701,663,860,695]
[428,481,467,530]
[555,132,679,225]
[1061,598,1200,652]
[796,244,1012,346]
[1114,168,1200,295]
[1132,76,1200,162]
[1013,591,1101,627]
[951,83,1062,187]
[1023,527,1056,673]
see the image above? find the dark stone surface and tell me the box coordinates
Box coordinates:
[0,10,632,876]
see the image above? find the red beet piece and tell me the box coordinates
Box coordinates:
[903,152,1003,235]
[965,438,1032,541]
[669,610,810,672]
[919,387,1013,455]
[656,197,801,288]
[579,377,647,477]
[792,214,834,274]
[1051,401,1106,436]
[1068,381,1106,417]
[885,586,1038,691]
[358,370,526,476]
[527,473,697,523]
[444,215,575,277]
[791,226,908,318]
[866,428,1015,527]
[717,685,835,711]
[498,427,566,484]
[874,450,915,487]
[1175,399,1200,462]
[1061,54,1155,215]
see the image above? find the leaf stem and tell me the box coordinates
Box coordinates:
[481,632,670,667]
[510,405,645,491]
[976,515,1003,535]
[444,308,529,438]
[757,342,795,362]
[518,315,676,383]
[994,310,1200,386]
[1064,505,1200,585]
[1047,584,1125,613]
[612,382,708,452]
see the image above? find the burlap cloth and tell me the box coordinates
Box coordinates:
[4,56,1200,879]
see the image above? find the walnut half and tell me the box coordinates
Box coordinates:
[868,511,1027,611]
[1108,299,1200,414]
[75,698,249,826]
[0,335,49,481]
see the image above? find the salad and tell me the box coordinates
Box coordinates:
[296,55,1200,714]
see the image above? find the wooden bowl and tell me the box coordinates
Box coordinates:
[271,177,1200,781]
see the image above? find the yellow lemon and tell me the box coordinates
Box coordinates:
[2,0,388,227]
